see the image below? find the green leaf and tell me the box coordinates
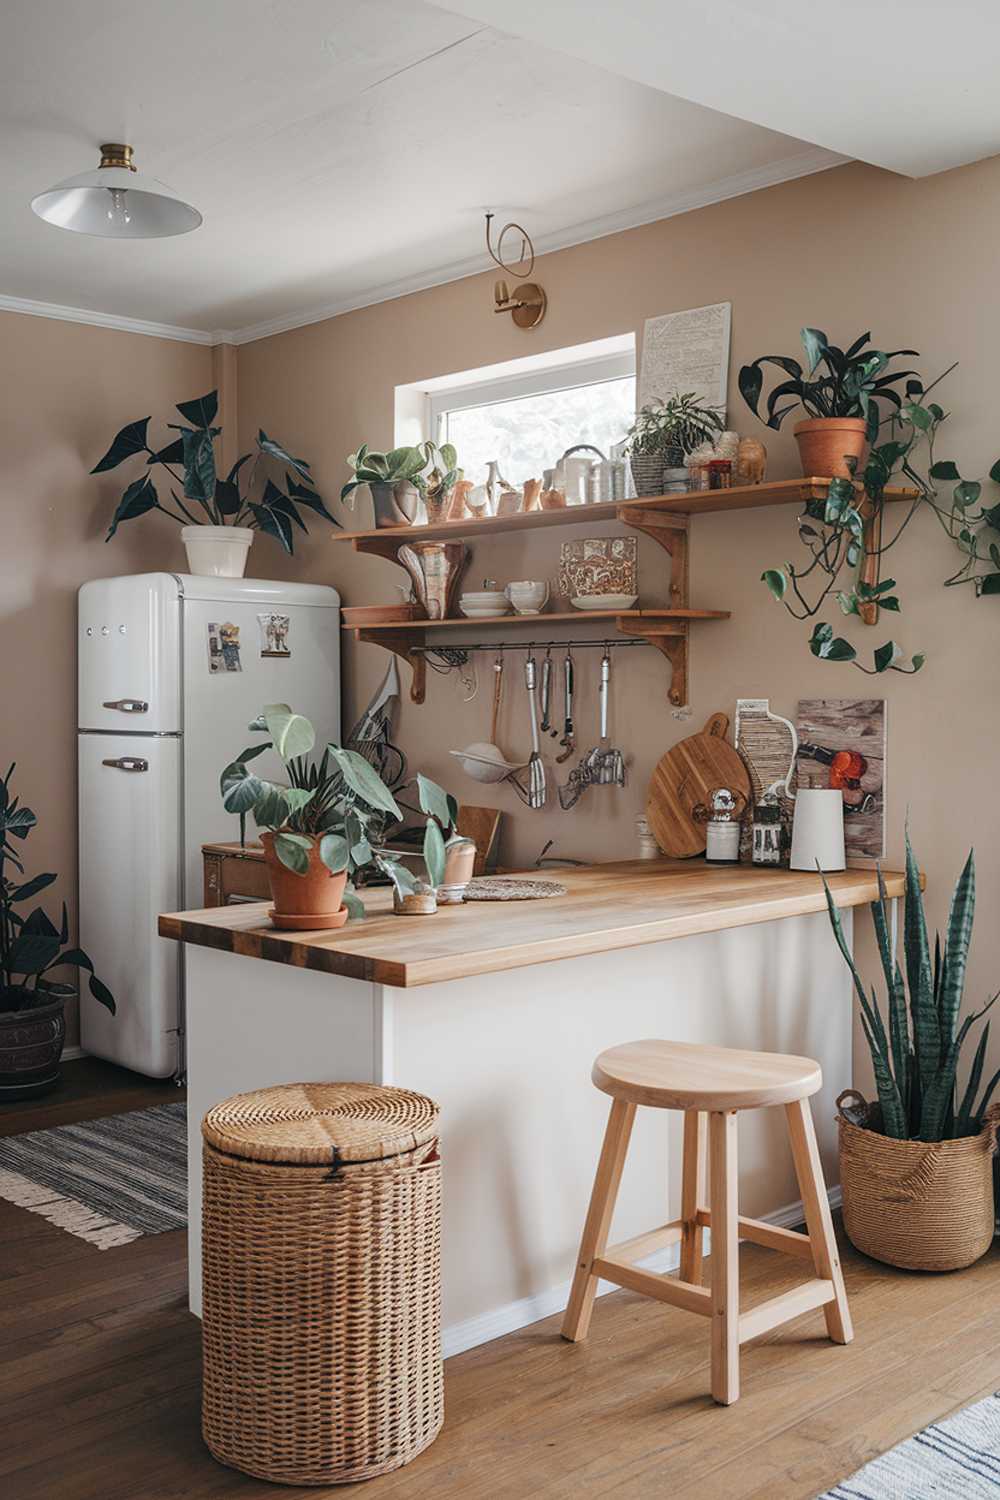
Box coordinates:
[953,480,981,509]
[929,460,961,481]
[175,390,219,428]
[761,569,787,601]
[989,458,1000,485]
[809,623,856,661]
[941,850,975,1048]
[258,430,311,479]
[286,476,336,524]
[912,653,926,672]
[105,476,159,540]
[416,774,453,829]
[147,437,185,468]
[179,427,217,503]
[800,327,828,375]
[91,417,150,473]
[342,885,365,921]
[327,746,402,819]
[7,930,61,974]
[873,640,902,673]
[836,591,859,616]
[214,479,242,516]
[423,818,446,888]
[319,833,349,874]
[378,857,417,895]
[904,830,939,1084]
[979,573,1000,595]
[903,401,931,431]
[10,871,57,902]
[263,704,316,761]
[274,831,310,874]
[248,501,294,553]
[220,760,265,815]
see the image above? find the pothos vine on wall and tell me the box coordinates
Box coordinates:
[740,328,1000,675]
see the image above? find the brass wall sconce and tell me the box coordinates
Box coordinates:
[485,212,546,329]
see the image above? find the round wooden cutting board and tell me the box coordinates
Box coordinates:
[646,713,751,858]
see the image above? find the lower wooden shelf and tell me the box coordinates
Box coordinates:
[343,608,731,707]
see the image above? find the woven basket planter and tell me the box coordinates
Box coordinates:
[201,1081,442,1486]
[837,1090,999,1272]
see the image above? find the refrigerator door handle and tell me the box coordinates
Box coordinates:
[101,756,149,773]
[103,698,149,713]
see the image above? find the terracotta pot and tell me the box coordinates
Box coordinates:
[793,417,869,479]
[0,990,66,1099]
[260,832,349,931]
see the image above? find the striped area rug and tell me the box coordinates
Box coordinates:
[0,1102,186,1250]
[819,1390,1000,1498]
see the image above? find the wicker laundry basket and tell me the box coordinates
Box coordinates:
[201,1081,442,1486]
[837,1090,1000,1272]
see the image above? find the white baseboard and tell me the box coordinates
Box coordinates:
[441,1186,842,1360]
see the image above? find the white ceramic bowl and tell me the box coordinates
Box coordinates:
[460,600,511,618]
[570,594,638,611]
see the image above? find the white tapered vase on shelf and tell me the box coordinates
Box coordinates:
[181,525,254,578]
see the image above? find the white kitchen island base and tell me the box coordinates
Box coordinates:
[183,907,853,1356]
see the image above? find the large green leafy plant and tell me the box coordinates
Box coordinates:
[0,765,114,1015]
[739,327,920,442]
[823,836,998,1142]
[340,440,458,509]
[93,389,337,553]
[220,705,456,916]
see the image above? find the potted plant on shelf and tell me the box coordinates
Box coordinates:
[823,834,999,1271]
[623,393,724,497]
[0,764,114,1098]
[739,328,920,478]
[92,389,338,577]
[340,441,460,528]
[220,704,456,929]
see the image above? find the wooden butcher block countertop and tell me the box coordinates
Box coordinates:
[159,860,903,989]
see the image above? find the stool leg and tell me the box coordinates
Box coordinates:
[562,1097,636,1342]
[679,1110,707,1285]
[709,1110,740,1405]
[784,1099,853,1346]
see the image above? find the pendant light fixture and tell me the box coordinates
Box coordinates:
[31,144,202,239]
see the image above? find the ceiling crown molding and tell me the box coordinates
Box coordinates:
[1,147,846,349]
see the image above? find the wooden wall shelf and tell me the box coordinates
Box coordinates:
[335,477,917,706]
[344,609,730,708]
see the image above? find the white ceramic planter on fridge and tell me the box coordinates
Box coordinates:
[181,525,254,578]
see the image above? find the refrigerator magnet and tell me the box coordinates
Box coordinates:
[207,620,242,673]
[258,611,291,658]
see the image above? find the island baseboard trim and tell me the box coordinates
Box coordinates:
[441,1186,842,1359]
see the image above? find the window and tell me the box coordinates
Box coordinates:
[409,336,636,488]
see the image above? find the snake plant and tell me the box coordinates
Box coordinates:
[823,834,999,1142]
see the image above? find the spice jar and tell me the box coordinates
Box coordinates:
[437,836,477,904]
[702,787,742,864]
[706,459,733,490]
[751,799,783,867]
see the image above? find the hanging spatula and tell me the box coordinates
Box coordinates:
[523,653,547,809]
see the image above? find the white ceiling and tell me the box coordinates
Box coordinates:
[0,0,839,341]
[442,0,1000,179]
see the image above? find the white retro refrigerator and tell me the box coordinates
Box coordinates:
[78,573,341,1077]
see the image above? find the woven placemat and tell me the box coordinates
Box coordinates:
[202,1081,439,1165]
[463,877,567,901]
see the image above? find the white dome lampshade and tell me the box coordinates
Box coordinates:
[31,143,202,239]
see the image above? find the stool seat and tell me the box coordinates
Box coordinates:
[593,1038,822,1112]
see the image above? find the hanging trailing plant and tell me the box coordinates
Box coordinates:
[759,356,1000,673]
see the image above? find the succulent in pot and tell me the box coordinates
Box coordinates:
[822,833,1000,1271]
[0,764,114,1098]
[92,388,337,577]
[220,705,456,929]
[623,393,724,496]
[739,328,921,479]
[340,441,460,528]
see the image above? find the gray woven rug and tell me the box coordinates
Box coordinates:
[819,1389,1000,1497]
[0,1102,186,1249]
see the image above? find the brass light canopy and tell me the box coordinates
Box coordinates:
[31,142,202,239]
[485,212,546,329]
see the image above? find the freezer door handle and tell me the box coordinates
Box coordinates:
[101,756,149,773]
[102,698,149,713]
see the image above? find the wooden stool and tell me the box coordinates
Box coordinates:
[562,1039,852,1405]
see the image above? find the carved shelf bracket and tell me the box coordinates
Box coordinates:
[355,628,427,705]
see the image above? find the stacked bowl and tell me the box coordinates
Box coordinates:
[459,590,510,619]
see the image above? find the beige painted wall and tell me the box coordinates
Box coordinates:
[236,156,1000,1100]
[0,310,212,1043]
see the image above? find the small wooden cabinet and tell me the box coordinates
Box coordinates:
[202,843,270,907]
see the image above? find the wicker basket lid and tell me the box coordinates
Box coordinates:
[202,1081,439,1165]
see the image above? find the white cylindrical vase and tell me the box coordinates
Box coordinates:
[181,525,254,578]
[789,789,846,871]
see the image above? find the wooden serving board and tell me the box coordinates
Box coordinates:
[646,713,752,858]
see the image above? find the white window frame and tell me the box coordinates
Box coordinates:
[429,347,636,445]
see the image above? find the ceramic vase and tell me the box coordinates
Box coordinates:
[396,541,468,620]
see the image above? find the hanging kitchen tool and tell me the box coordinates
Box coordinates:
[558,654,609,809]
[593,649,625,786]
[555,649,576,763]
[646,713,752,858]
[450,654,511,784]
[523,651,547,809]
[539,648,556,737]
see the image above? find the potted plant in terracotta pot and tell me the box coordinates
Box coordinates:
[823,834,1000,1271]
[340,441,460,528]
[0,764,114,1099]
[92,389,338,576]
[739,328,920,478]
[623,393,724,496]
[220,705,456,928]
